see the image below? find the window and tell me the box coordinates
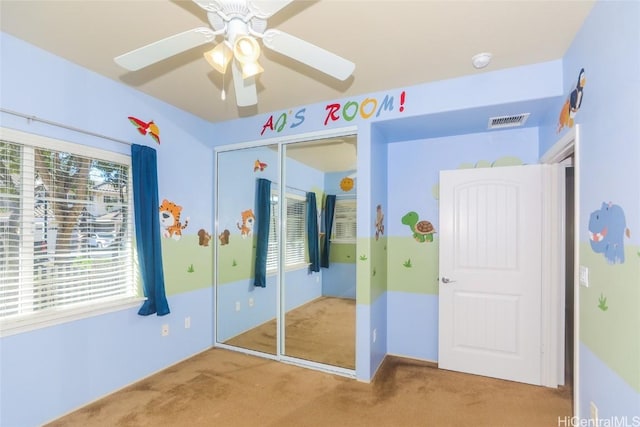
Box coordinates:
[0,129,137,331]
[285,196,306,266]
[266,192,307,271]
[103,195,119,204]
[332,199,357,243]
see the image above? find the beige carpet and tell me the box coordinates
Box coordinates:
[224,296,356,369]
[47,348,572,427]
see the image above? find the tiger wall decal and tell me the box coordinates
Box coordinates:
[237,209,255,238]
[159,199,189,240]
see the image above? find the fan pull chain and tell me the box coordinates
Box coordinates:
[221,71,226,101]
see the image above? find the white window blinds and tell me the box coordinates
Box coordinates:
[285,196,306,266]
[266,194,278,271]
[0,135,137,324]
[266,192,306,271]
[332,199,357,243]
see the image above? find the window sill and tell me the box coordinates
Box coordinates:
[0,296,145,338]
[286,262,312,272]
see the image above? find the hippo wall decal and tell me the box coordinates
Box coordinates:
[588,202,630,264]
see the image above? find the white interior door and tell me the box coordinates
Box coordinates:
[438,165,543,385]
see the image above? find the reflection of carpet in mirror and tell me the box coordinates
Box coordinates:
[224,296,355,369]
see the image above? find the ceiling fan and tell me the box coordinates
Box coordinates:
[114,0,356,107]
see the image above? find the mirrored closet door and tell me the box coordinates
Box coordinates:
[281,138,357,369]
[215,144,278,355]
[215,135,357,371]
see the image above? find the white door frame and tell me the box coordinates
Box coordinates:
[540,125,580,416]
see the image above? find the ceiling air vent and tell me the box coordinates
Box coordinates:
[488,113,530,129]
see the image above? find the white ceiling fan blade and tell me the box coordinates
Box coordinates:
[115,27,216,71]
[192,0,224,13]
[262,29,355,81]
[231,61,258,106]
[247,1,294,19]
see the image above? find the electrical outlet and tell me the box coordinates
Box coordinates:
[580,265,589,287]
[235,301,241,312]
[184,316,191,329]
[373,328,377,343]
[590,401,598,423]
[249,298,254,308]
[161,324,169,336]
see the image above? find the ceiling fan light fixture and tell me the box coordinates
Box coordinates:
[204,41,233,74]
[114,0,355,108]
[241,60,264,79]
[234,35,261,64]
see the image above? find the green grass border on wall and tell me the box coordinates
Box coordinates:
[579,243,640,392]
[161,236,214,295]
[329,242,356,263]
[370,236,388,303]
[216,236,256,285]
[356,237,371,305]
[387,236,439,294]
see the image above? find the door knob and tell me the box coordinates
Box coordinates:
[441,277,456,284]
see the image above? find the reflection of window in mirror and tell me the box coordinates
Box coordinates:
[266,191,307,273]
[332,199,357,243]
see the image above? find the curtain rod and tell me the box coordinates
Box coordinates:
[282,185,356,199]
[1,107,133,146]
[267,182,306,194]
[283,184,307,194]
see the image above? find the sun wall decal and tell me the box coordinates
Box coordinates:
[340,176,354,192]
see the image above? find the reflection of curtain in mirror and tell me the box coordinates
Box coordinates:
[321,195,336,268]
[254,178,271,287]
[306,192,320,272]
[131,144,170,316]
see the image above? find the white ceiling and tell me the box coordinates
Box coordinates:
[285,135,357,172]
[0,0,596,125]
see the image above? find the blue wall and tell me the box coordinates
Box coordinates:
[210,44,564,384]
[0,32,216,427]
[322,262,356,298]
[542,0,640,419]
[2,0,639,423]
[1,288,214,427]
[384,128,539,361]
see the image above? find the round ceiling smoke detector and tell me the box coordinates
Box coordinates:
[472,52,492,69]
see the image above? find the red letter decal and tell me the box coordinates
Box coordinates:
[261,116,274,136]
[324,103,341,126]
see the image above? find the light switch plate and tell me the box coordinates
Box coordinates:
[579,265,589,287]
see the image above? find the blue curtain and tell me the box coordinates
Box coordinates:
[254,178,271,287]
[321,195,336,268]
[131,144,170,316]
[307,192,320,272]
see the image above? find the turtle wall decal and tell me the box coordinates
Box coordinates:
[401,211,436,243]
